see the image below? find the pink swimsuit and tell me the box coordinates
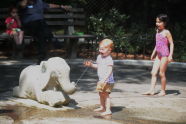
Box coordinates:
[156,33,169,58]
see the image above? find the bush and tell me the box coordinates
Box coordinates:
[171,23,186,62]
[88,9,155,56]
[88,8,129,52]
[125,23,155,55]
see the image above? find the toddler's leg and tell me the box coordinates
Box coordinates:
[143,57,160,95]
[100,92,112,116]
[94,92,105,112]
[158,57,169,96]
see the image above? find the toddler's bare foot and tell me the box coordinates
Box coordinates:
[157,90,166,96]
[94,107,105,112]
[142,90,155,95]
[100,111,112,116]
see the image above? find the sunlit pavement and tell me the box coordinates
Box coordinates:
[0,58,186,124]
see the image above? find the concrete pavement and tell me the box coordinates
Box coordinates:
[0,58,186,124]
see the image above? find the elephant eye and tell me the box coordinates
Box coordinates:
[57,71,62,76]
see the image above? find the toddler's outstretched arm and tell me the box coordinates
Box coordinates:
[84,60,97,69]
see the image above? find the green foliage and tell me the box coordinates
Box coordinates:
[88,11,155,55]
[125,24,155,55]
[88,8,129,52]
[171,23,186,62]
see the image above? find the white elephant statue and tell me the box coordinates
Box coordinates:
[13,57,76,107]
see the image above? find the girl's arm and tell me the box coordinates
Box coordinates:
[15,16,22,27]
[6,19,14,29]
[166,30,174,62]
[151,47,157,60]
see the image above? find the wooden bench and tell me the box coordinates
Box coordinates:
[0,7,96,58]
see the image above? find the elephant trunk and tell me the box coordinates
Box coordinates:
[58,77,76,95]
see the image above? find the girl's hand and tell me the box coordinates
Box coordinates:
[10,19,14,24]
[151,54,155,60]
[84,60,92,67]
[168,55,173,63]
[14,15,20,20]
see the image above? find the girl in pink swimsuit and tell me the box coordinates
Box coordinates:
[156,32,170,58]
[143,14,174,96]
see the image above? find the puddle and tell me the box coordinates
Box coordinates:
[0,105,185,124]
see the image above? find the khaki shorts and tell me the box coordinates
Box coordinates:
[96,82,114,93]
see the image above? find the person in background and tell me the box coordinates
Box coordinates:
[18,0,71,63]
[5,6,24,58]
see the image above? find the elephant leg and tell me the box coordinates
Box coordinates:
[13,86,27,98]
[35,90,67,107]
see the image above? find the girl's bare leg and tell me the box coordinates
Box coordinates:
[158,57,169,96]
[11,32,19,57]
[12,32,19,45]
[18,31,24,45]
[142,56,160,95]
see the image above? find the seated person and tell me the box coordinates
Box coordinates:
[5,6,24,58]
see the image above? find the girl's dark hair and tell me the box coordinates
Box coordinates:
[8,6,17,15]
[157,14,169,28]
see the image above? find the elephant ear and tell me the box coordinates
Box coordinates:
[40,61,51,90]
[41,61,47,73]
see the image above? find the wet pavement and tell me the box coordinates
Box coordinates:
[0,59,186,124]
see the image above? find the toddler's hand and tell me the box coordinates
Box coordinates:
[84,60,92,67]
[97,80,105,84]
[97,81,106,91]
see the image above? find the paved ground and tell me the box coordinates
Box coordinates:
[0,58,186,124]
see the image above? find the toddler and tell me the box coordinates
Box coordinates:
[84,39,115,115]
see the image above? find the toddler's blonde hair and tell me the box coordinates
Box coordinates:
[99,39,114,51]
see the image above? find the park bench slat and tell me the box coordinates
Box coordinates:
[0,14,86,20]
[54,34,96,39]
[0,8,8,12]
[0,8,84,13]
[46,20,85,26]
[46,8,84,13]
[44,14,85,19]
